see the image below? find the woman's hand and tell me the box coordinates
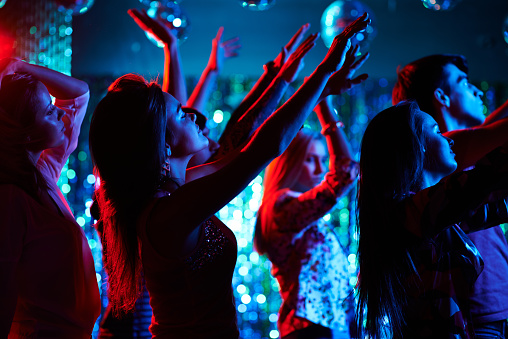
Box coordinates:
[272,23,311,73]
[128,8,178,48]
[322,45,369,97]
[319,12,370,74]
[0,58,23,88]
[207,27,241,73]
[279,32,319,83]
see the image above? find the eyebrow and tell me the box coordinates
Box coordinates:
[457,74,468,83]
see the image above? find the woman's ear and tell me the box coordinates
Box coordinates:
[433,88,450,108]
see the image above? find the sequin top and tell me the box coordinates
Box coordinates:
[138,209,238,339]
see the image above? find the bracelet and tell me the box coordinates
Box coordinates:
[320,121,345,135]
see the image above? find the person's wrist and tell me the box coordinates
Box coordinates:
[321,121,344,135]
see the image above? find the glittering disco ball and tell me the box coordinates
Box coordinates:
[55,0,95,15]
[421,0,462,11]
[321,0,376,50]
[145,2,191,47]
[238,0,275,11]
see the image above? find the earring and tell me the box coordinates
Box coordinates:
[161,143,171,179]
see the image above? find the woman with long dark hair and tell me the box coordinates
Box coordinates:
[0,58,100,337]
[89,15,369,338]
[356,101,508,338]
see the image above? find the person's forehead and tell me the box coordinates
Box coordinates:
[443,63,466,82]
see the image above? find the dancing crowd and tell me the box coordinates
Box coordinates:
[2,8,508,339]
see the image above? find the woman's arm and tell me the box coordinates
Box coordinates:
[128,8,187,103]
[0,58,88,99]
[219,23,311,137]
[154,14,371,237]
[206,33,319,163]
[185,32,319,181]
[186,27,240,112]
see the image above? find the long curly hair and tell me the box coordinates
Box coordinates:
[89,74,167,315]
[356,101,426,338]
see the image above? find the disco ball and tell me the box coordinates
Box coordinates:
[145,2,191,47]
[421,0,462,11]
[321,0,376,50]
[56,0,95,15]
[238,0,276,11]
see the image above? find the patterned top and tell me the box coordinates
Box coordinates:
[261,157,359,337]
[398,147,508,339]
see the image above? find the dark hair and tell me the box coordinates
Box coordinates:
[0,73,49,199]
[254,128,325,254]
[89,73,167,315]
[356,101,426,337]
[392,54,468,119]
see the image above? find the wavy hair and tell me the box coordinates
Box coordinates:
[356,101,426,338]
[89,74,167,315]
[0,73,49,199]
[254,128,324,254]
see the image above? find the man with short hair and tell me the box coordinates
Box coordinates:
[392,54,508,338]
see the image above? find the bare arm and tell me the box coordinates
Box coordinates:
[154,14,371,239]
[445,116,508,172]
[208,33,320,163]
[128,8,187,103]
[483,98,508,126]
[187,27,240,112]
[0,58,88,99]
[221,23,311,135]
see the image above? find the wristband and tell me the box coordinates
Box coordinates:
[320,121,345,135]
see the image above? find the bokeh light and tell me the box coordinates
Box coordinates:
[421,0,462,11]
[503,14,508,45]
[320,0,377,51]
[238,0,276,11]
[142,1,191,47]
[55,0,95,15]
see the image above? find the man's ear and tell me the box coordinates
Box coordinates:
[433,88,450,108]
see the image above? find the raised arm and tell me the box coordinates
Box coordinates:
[445,116,508,172]
[186,27,241,112]
[128,8,187,103]
[483,98,508,125]
[162,14,371,233]
[220,23,311,136]
[0,58,88,99]
[207,32,320,162]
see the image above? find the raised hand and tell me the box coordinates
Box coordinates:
[273,23,311,71]
[319,12,370,74]
[279,32,319,83]
[322,45,369,97]
[128,8,177,47]
[207,27,241,73]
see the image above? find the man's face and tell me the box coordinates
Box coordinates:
[442,63,485,127]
